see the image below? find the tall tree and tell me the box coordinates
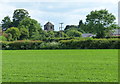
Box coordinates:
[13,9,29,27]
[86,9,116,38]
[18,17,42,38]
[1,16,12,31]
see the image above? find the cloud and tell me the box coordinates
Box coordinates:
[0,2,16,21]
[0,0,118,30]
[1,0,119,3]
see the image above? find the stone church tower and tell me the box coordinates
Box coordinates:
[44,22,54,31]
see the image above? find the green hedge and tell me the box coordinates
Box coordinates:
[2,39,120,50]
[60,39,120,49]
[2,40,43,50]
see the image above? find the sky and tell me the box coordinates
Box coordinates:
[0,0,119,31]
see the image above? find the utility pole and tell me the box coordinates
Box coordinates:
[59,23,64,37]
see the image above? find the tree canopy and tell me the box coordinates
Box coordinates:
[13,9,29,27]
[86,9,116,38]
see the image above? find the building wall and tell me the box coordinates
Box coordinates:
[118,1,120,26]
[44,25,54,31]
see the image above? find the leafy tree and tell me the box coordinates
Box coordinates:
[31,30,40,40]
[5,27,20,40]
[1,16,12,31]
[66,30,82,37]
[19,27,29,40]
[86,9,116,38]
[13,9,29,27]
[18,17,42,38]
[64,25,78,31]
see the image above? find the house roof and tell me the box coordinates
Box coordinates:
[44,22,54,26]
[112,29,120,35]
[82,33,96,37]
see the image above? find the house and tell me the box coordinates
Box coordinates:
[44,22,54,31]
[82,33,96,37]
[112,29,120,36]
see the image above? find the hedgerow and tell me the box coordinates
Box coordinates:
[2,38,120,50]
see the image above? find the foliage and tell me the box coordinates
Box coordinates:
[60,38,120,49]
[66,30,82,37]
[2,40,43,50]
[5,27,21,40]
[2,38,120,49]
[13,9,29,27]
[18,17,42,38]
[54,31,68,38]
[19,27,29,40]
[86,9,116,38]
[64,25,78,31]
[0,36,7,41]
[40,42,60,49]
[1,16,12,30]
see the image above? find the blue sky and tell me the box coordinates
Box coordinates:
[0,0,119,31]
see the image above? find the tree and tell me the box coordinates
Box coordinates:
[66,30,82,37]
[19,27,29,40]
[18,17,42,38]
[13,9,29,27]
[86,9,116,38]
[64,25,78,32]
[1,16,12,31]
[78,20,83,28]
[54,31,68,37]
[5,27,20,40]
[7,33,12,41]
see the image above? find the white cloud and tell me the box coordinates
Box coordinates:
[0,2,16,21]
[0,0,119,30]
[1,0,119,3]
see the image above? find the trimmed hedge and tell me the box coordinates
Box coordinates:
[60,39,120,49]
[2,40,43,50]
[2,39,120,50]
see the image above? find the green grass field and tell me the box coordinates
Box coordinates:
[2,49,118,82]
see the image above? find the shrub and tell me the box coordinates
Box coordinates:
[40,42,60,49]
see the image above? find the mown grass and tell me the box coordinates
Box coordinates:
[2,49,118,82]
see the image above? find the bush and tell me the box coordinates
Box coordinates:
[40,42,60,49]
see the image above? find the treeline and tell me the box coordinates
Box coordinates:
[1,9,120,41]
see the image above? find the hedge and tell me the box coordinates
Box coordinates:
[60,39,120,49]
[2,40,43,50]
[1,39,120,50]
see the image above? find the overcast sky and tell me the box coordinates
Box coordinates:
[0,0,119,31]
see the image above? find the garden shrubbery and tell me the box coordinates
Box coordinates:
[2,38,120,50]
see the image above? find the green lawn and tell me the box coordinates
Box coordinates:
[2,49,118,82]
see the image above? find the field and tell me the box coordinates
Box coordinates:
[2,49,118,82]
